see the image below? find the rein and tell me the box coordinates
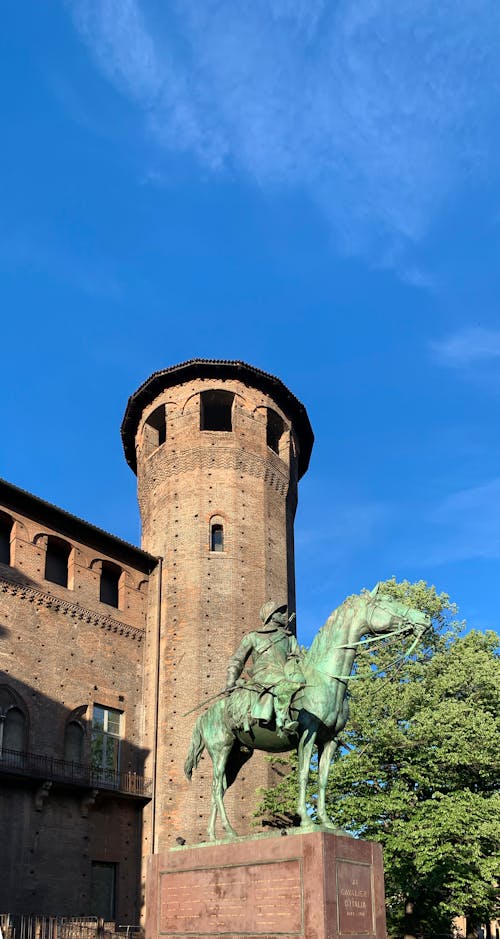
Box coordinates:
[309,620,424,683]
[334,621,416,649]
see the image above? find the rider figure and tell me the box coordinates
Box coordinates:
[225,600,304,737]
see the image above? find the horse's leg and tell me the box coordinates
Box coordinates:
[211,743,238,840]
[297,728,317,828]
[207,800,218,842]
[316,738,338,827]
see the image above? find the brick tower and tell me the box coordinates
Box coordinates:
[121,360,313,851]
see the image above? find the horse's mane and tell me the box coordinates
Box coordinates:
[305,593,365,667]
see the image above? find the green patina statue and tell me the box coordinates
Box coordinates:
[185,586,430,842]
[225,599,305,738]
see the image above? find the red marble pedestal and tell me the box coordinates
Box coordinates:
[146,830,387,939]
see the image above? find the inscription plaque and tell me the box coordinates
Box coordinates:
[336,861,374,935]
[146,831,387,939]
[159,858,303,936]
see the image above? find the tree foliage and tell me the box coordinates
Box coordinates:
[256,579,500,936]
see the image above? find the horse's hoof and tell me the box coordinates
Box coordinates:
[299,820,318,831]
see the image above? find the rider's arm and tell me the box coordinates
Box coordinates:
[287,633,302,658]
[225,634,254,689]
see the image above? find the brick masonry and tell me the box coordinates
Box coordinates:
[0,360,313,923]
[0,505,152,919]
[133,373,305,851]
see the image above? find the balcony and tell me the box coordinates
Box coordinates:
[0,747,152,799]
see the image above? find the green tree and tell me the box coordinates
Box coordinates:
[256,579,500,936]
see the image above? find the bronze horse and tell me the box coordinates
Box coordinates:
[185,587,430,841]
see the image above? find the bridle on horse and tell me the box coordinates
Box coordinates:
[310,598,429,683]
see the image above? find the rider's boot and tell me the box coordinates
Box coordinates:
[276,708,299,738]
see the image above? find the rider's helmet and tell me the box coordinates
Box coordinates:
[259,599,287,627]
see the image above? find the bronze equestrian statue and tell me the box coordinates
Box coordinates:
[185,585,430,841]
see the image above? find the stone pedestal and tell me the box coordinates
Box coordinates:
[146,830,387,939]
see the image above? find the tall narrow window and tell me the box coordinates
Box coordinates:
[3,707,26,753]
[45,537,71,587]
[64,721,84,763]
[144,405,166,452]
[90,862,117,920]
[0,687,27,759]
[100,562,121,608]
[200,390,234,431]
[266,408,285,455]
[0,513,13,565]
[210,523,224,552]
[92,705,121,776]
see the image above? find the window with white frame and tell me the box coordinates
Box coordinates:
[91,705,121,774]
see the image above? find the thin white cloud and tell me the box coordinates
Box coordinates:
[425,479,500,564]
[431,327,500,368]
[297,498,386,558]
[68,0,500,259]
[0,225,122,299]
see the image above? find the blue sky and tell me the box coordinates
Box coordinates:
[2,0,500,646]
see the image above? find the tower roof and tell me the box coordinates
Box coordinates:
[121,359,314,478]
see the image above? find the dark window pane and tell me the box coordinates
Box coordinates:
[267,409,284,454]
[64,721,84,763]
[90,862,117,920]
[4,707,25,751]
[0,513,12,565]
[200,391,234,431]
[211,524,224,552]
[100,563,120,607]
[45,538,70,587]
[92,706,121,773]
[145,405,166,448]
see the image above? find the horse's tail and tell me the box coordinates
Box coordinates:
[184,714,206,781]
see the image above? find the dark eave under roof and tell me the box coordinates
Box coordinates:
[121,359,314,479]
[0,478,157,575]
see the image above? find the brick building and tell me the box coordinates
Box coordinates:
[0,359,313,923]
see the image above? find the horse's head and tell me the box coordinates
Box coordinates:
[364,583,431,639]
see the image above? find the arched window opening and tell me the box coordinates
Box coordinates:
[0,512,13,566]
[64,721,84,763]
[266,408,285,455]
[210,523,224,552]
[100,561,121,608]
[45,536,71,588]
[3,707,26,752]
[200,390,234,432]
[144,405,166,452]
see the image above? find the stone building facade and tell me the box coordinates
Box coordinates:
[0,359,313,923]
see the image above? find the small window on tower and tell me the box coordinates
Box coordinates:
[144,405,166,452]
[210,523,224,552]
[0,512,13,566]
[200,390,234,431]
[45,537,71,587]
[100,561,121,608]
[266,408,285,455]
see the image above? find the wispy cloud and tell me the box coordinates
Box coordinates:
[68,0,500,261]
[425,479,500,564]
[431,327,500,369]
[0,224,122,299]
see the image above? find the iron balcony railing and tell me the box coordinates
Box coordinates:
[0,747,152,798]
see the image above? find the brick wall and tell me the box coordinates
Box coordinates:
[134,375,302,847]
[0,498,152,921]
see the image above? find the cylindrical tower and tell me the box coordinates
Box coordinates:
[121,360,313,849]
